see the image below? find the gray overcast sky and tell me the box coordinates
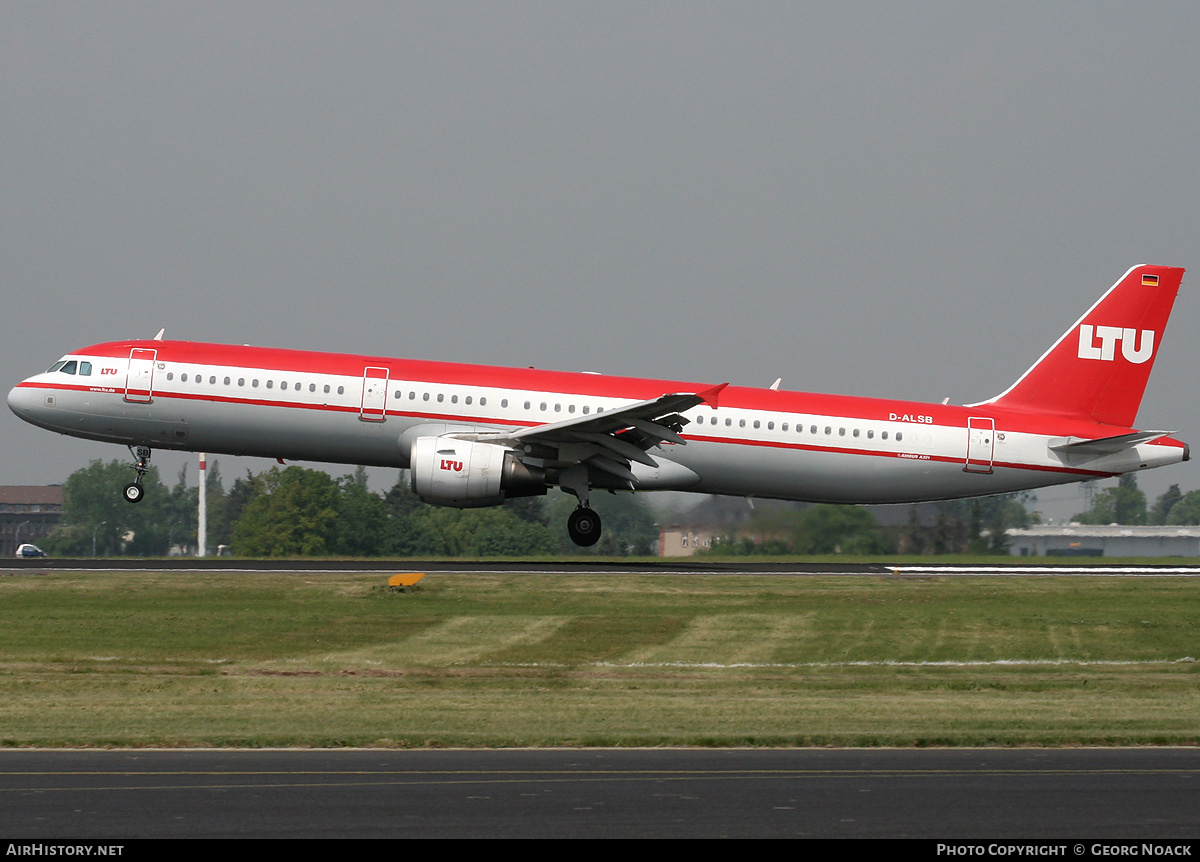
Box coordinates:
[3,2,1198,519]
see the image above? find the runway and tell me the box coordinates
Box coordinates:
[3,748,1199,839]
[6,558,1200,576]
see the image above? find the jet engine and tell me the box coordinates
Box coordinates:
[409,435,546,507]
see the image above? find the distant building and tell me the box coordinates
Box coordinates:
[658,523,720,557]
[1007,525,1200,558]
[0,486,65,555]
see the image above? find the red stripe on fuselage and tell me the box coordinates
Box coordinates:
[17,378,1128,480]
[60,339,1175,444]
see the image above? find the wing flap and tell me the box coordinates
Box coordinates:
[466,383,726,491]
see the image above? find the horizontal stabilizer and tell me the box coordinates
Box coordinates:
[1049,430,1172,458]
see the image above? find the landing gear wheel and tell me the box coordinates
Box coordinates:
[123,445,151,504]
[567,507,602,547]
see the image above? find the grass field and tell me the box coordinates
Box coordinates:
[1,568,1198,747]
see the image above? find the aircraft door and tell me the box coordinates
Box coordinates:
[124,348,157,404]
[964,417,995,474]
[360,366,389,421]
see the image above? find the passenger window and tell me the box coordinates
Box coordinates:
[337,386,344,395]
[181,373,188,382]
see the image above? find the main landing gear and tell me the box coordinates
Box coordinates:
[567,506,602,547]
[560,464,602,547]
[123,445,151,504]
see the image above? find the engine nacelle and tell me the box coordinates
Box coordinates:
[410,435,546,508]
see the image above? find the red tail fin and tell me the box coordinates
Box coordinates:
[971,265,1184,427]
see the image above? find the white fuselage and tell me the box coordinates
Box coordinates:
[7,339,1187,506]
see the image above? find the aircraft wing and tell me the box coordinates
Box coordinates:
[470,383,727,484]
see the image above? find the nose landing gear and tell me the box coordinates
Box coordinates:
[123,445,151,504]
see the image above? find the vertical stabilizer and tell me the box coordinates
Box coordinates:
[970,265,1184,427]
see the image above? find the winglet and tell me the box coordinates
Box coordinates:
[696,383,729,408]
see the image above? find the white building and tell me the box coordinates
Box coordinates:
[1007,525,1200,557]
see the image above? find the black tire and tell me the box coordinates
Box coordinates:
[122,483,145,504]
[567,507,601,547]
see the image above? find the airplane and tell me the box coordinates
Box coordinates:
[7,264,1188,547]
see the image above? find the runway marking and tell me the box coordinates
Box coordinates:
[581,657,1199,669]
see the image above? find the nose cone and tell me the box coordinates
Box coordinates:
[7,383,34,419]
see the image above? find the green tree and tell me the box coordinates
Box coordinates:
[1074,474,1147,525]
[401,506,556,556]
[1149,484,1183,525]
[232,467,341,556]
[41,459,171,556]
[546,492,658,555]
[701,503,892,556]
[1165,490,1200,525]
[334,468,392,556]
[210,470,264,550]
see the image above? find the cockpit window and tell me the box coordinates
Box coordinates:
[60,361,78,375]
[78,362,92,376]
[46,361,67,373]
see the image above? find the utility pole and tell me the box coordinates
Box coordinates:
[198,452,207,557]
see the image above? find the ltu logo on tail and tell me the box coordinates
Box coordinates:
[1077,324,1155,364]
